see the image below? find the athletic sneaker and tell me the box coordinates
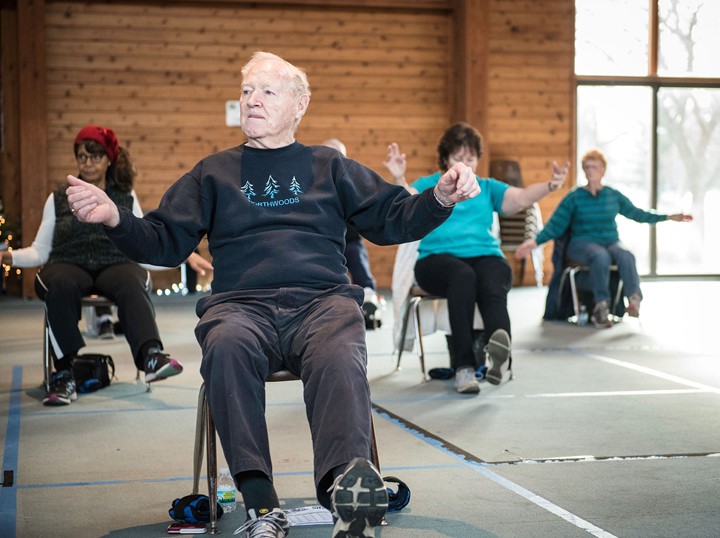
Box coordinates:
[233,508,288,537]
[485,329,511,385]
[592,301,613,329]
[362,287,382,330]
[331,458,388,537]
[454,366,481,394]
[43,370,77,406]
[98,320,115,340]
[144,348,183,383]
[626,293,642,318]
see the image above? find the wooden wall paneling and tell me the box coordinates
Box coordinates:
[451,0,489,175]
[44,1,453,290]
[1,6,22,296]
[486,0,574,286]
[18,0,48,298]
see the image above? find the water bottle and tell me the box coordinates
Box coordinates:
[577,305,589,326]
[217,467,237,513]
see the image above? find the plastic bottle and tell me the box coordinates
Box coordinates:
[577,305,589,326]
[217,467,237,513]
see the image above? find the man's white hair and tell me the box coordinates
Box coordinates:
[241,51,311,98]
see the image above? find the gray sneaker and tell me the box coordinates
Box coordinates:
[233,508,288,537]
[454,366,480,394]
[485,329,511,385]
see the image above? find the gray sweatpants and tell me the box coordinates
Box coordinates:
[195,286,372,495]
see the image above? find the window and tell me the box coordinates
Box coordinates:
[575,0,720,276]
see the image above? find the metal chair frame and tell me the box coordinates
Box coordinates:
[558,264,624,324]
[395,285,441,382]
[192,371,381,534]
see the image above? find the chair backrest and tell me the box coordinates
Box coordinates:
[490,159,524,187]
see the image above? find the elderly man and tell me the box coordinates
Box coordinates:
[67,51,478,538]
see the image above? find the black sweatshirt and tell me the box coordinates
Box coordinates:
[106,142,452,296]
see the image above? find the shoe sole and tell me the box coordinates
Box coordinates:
[456,382,480,394]
[332,458,388,538]
[145,359,183,383]
[43,391,77,406]
[486,329,511,385]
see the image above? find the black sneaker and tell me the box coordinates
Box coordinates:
[144,348,183,383]
[331,458,388,538]
[43,370,77,406]
[98,320,115,340]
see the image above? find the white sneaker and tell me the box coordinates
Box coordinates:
[454,366,480,394]
[485,329,511,385]
[330,458,388,537]
[362,287,382,329]
[233,508,288,537]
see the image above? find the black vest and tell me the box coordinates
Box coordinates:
[48,187,135,271]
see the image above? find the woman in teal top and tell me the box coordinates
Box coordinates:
[386,122,569,394]
[516,149,692,328]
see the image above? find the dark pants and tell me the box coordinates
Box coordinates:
[344,239,376,290]
[194,287,373,500]
[35,262,158,370]
[415,254,512,369]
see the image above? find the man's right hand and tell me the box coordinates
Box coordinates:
[66,175,121,228]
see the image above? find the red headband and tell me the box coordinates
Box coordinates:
[74,125,120,163]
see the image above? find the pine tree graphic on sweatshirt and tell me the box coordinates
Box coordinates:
[264,176,280,198]
[241,181,256,200]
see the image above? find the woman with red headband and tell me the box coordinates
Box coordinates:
[1,125,212,405]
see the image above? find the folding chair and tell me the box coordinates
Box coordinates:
[558,263,624,324]
[192,371,381,534]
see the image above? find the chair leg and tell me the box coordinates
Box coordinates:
[192,385,206,496]
[412,297,428,382]
[192,384,219,534]
[568,268,581,322]
[369,414,380,471]
[395,297,414,372]
[205,390,219,534]
[43,310,52,392]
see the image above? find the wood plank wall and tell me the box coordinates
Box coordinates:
[42,1,453,291]
[3,0,576,295]
[486,0,575,285]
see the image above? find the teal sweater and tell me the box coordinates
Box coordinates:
[535,186,668,246]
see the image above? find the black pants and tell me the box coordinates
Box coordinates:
[415,254,512,369]
[195,286,373,501]
[35,262,159,370]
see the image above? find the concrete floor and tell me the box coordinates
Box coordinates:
[1,281,719,538]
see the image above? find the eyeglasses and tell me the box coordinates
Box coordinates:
[76,153,106,164]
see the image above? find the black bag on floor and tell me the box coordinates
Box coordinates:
[72,354,115,393]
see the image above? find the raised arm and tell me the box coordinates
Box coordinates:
[66,174,121,227]
[501,160,570,215]
[383,143,418,194]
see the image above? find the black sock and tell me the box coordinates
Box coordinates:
[235,470,279,516]
[316,464,346,511]
[55,354,76,376]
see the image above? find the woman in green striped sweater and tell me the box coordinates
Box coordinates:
[515,149,692,328]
